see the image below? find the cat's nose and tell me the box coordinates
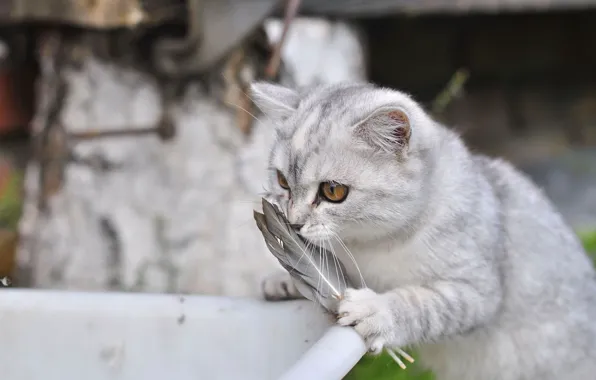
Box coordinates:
[290,223,304,232]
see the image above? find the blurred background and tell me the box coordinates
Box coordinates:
[1,0,595,378]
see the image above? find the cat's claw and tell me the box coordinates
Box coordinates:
[337,288,395,354]
[367,336,387,355]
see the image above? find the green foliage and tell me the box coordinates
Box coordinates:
[345,351,434,380]
[0,170,23,229]
[345,230,596,379]
[579,230,596,259]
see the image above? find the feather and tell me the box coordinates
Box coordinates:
[254,198,416,369]
[254,198,352,312]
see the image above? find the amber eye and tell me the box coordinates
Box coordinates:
[319,182,349,203]
[277,170,290,190]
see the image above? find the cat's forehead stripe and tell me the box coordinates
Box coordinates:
[288,150,298,182]
[291,107,321,151]
[290,129,331,183]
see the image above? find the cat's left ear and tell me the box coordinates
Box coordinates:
[354,107,411,155]
[250,82,299,124]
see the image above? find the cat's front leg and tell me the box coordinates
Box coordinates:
[338,279,502,353]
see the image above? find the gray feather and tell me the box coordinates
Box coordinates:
[254,198,352,312]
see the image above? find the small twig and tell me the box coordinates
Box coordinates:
[394,348,415,364]
[386,347,415,370]
[386,348,407,370]
[265,0,301,79]
[431,68,470,116]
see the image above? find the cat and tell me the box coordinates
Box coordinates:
[251,81,596,380]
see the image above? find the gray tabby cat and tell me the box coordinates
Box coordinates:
[251,81,596,380]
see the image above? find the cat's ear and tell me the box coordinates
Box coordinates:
[354,107,411,155]
[250,82,299,123]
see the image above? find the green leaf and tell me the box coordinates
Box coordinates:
[345,351,434,380]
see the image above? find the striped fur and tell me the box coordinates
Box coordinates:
[252,82,596,380]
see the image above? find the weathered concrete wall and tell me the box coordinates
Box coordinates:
[16,20,367,296]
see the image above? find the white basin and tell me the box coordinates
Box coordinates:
[0,289,333,380]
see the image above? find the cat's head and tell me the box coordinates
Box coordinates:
[251,82,437,244]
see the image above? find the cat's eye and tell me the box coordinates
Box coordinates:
[319,182,349,203]
[277,170,290,190]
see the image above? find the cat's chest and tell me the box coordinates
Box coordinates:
[331,238,429,292]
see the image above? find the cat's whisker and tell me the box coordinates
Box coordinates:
[221,72,259,104]
[328,244,345,293]
[319,240,333,300]
[269,216,340,297]
[288,246,310,279]
[327,229,367,289]
[318,243,324,298]
[315,243,323,298]
[221,77,289,131]
[325,236,347,293]
[225,101,262,124]
[294,240,310,268]
[291,238,315,281]
[325,240,339,299]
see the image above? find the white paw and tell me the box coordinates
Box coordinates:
[337,288,394,354]
[261,271,304,301]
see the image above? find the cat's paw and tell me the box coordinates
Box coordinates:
[337,288,395,354]
[261,271,304,301]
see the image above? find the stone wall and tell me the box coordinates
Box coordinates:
[15,20,367,295]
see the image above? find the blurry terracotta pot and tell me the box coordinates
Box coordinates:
[0,63,35,136]
[0,228,16,277]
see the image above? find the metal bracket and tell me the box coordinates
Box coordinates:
[153,0,280,77]
[153,0,205,77]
